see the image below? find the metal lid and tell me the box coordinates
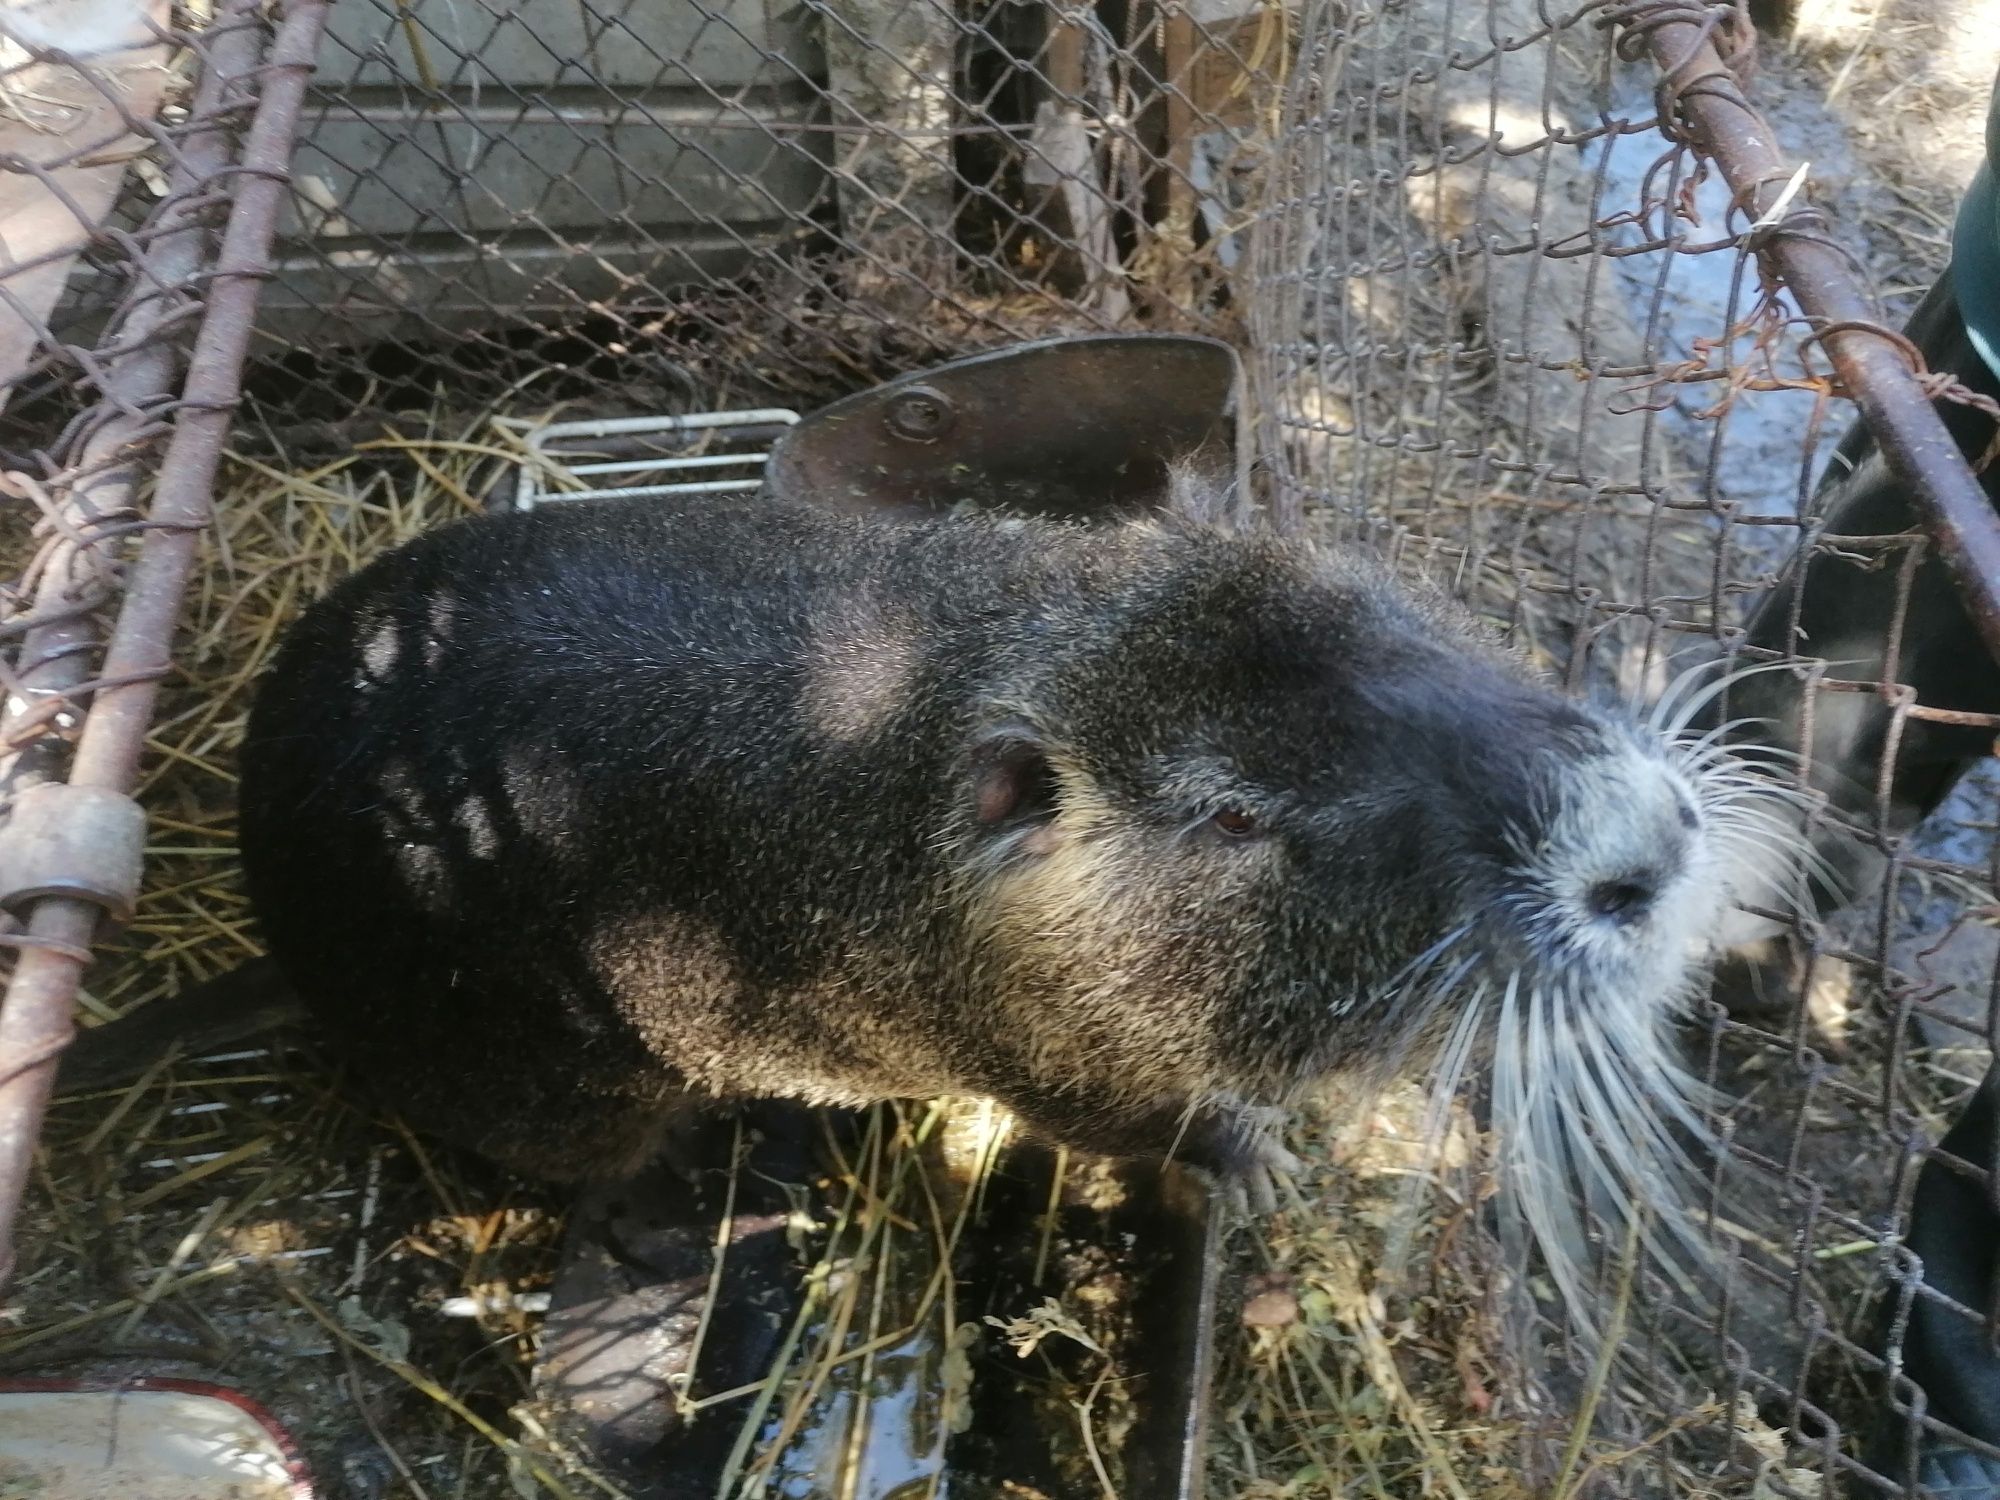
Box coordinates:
[764,333,1247,523]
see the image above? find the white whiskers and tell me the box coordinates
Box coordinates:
[1473,964,1715,1345]
[1392,691,1818,1351]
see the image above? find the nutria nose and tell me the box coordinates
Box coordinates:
[1586,875,1658,926]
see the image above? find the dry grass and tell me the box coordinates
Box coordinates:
[8,406,587,1498]
[1212,1090,1530,1500]
[1778,0,2000,304]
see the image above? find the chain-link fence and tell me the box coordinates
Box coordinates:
[2,0,1995,1493]
[247,0,1283,431]
[1253,0,2000,1492]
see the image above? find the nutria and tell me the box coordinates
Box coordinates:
[190,486,1799,1310]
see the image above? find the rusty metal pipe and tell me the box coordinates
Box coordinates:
[0,0,332,1289]
[0,2,266,798]
[67,0,329,793]
[1621,3,2000,665]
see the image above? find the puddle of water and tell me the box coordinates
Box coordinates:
[766,1311,953,1500]
[734,1124,1205,1500]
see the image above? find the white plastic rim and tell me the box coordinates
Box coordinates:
[0,1378,314,1499]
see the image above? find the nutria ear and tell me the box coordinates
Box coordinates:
[968,722,1060,826]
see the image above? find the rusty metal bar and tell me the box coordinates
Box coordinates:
[0,2,265,798]
[1619,0,2000,665]
[0,0,332,1289]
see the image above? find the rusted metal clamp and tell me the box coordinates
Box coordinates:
[0,781,146,934]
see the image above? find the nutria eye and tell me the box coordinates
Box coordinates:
[1211,807,1257,838]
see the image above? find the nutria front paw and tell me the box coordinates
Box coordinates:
[1190,1099,1302,1217]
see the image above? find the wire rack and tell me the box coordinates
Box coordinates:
[0,0,1993,1494]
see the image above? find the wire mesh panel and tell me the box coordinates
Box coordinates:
[1251,0,2000,1492]
[1252,0,1803,663]
[240,0,1290,431]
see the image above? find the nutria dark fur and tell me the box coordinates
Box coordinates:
[231,491,1784,1230]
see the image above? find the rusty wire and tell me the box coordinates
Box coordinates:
[0,0,1994,1492]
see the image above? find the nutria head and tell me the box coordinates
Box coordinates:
[948,515,1807,1325]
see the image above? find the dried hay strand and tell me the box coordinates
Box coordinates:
[1215,1086,1528,1500]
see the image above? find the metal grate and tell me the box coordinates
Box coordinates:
[507,407,799,506]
